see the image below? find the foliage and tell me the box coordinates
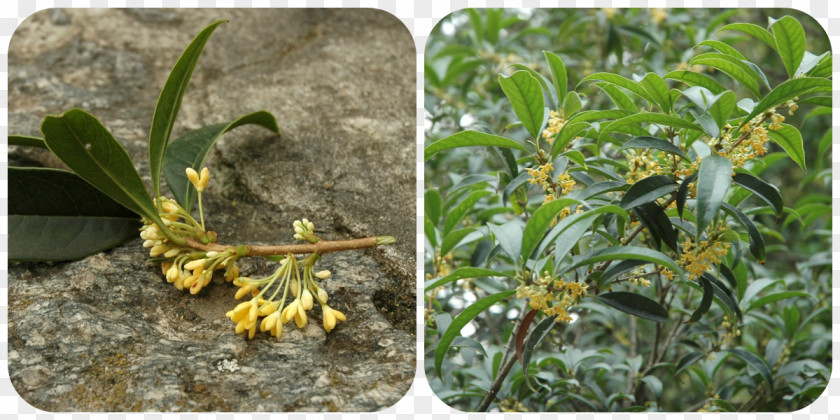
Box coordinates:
[424,8,831,412]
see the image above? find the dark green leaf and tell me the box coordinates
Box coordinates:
[9,167,141,261]
[770,16,806,78]
[634,202,679,253]
[424,267,510,291]
[544,51,567,106]
[675,352,705,375]
[149,20,226,198]
[688,53,761,96]
[726,348,773,394]
[163,110,278,211]
[677,173,698,219]
[665,70,726,94]
[745,291,813,313]
[579,72,654,103]
[621,175,678,210]
[697,40,747,60]
[695,155,731,236]
[717,23,777,51]
[563,246,682,279]
[722,203,765,262]
[732,173,783,216]
[425,130,528,161]
[9,135,47,148]
[521,315,556,389]
[41,109,162,225]
[440,228,478,258]
[425,190,443,226]
[622,136,689,162]
[741,77,832,128]
[435,290,516,376]
[766,124,806,171]
[598,113,703,143]
[597,83,638,112]
[424,214,437,248]
[521,198,581,260]
[640,73,672,112]
[596,292,668,323]
[688,276,714,322]
[444,190,491,235]
[499,70,546,140]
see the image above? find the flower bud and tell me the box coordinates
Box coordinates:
[186,167,200,189]
[302,290,314,310]
[314,270,331,279]
[184,259,206,271]
[317,288,329,304]
[199,167,210,190]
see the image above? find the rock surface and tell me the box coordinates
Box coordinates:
[8,9,416,411]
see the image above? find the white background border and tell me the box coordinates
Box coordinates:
[1,0,837,417]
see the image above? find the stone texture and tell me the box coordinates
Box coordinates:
[8,9,416,412]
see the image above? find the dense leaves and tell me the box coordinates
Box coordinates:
[425,8,829,413]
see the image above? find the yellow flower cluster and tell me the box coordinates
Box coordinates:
[527,161,576,206]
[141,189,238,295]
[541,110,566,143]
[625,149,666,183]
[651,8,667,24]
[225,221,347,340]
[677,237,730,280]
[515,271,588,323]
[719,314,741,345]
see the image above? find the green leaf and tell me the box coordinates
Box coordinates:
[675,352,705,375]
[425,130,528,161]
[149,20,227,198]
[717,23,777,52]
[688,53,761,97]
[444,190,491,235]
[634,202,679,253]
[563,246,682,279]
[596,292,669,323]
[741,77,832,128]
[726,348,774,394]
[521,198,582,260]
[9,167,141,261]
[563,91,582,118]
[499,70,546,140]
[488,220,523,261]
[579,72,654,103]
[543,51,567,106]
[697,40,747,61]
[424,267,510,291]
[722,203,766,262]
[695,155,732,236]
[598,113,703,143]
[562,150,587,169]
[41,109,162,226]
[510,64,557,108]
[8,135,47,148]
[745,291,813,313]
[620,175,678,209]
[424,214,437,249]
[163,110,278,211]
[766,124,806,171]
[688,276,714,322]
[732,172,783,216]
[677,173,698,220]
[521,316,556,388]
[425,190,443,226]
[770,16,806,78]
[541,205,629,259]
[440,227,477,258]
[640,73,673,112]
[597,83,638,112]
[664,70,726,94]
[621,136,689,161]
[435,290,516,376]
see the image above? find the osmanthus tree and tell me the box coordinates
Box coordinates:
[424,9,831,412]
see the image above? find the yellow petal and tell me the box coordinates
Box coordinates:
[323,309,336,332]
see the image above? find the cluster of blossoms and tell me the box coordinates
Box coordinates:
[527,162,576,205]
[677,236,731,280]
[625,149,667,183]
[541,110,566,144]
[225,234,346,340]
[141,168,238,295]
[516,271,588,323]
[719,314,742,345]
[141,167,359,340]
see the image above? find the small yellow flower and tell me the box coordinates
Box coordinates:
[322,306,347,332]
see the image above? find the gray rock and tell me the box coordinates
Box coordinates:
[8,9,416,412]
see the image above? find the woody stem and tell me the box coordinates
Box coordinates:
[185,236,394,256]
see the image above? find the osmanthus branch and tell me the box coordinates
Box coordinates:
[185,235,396,256]
[476,306,530,412]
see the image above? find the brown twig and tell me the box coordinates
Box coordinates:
[185,236,390,256]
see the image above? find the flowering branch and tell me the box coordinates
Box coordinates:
[184,235,396,256]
